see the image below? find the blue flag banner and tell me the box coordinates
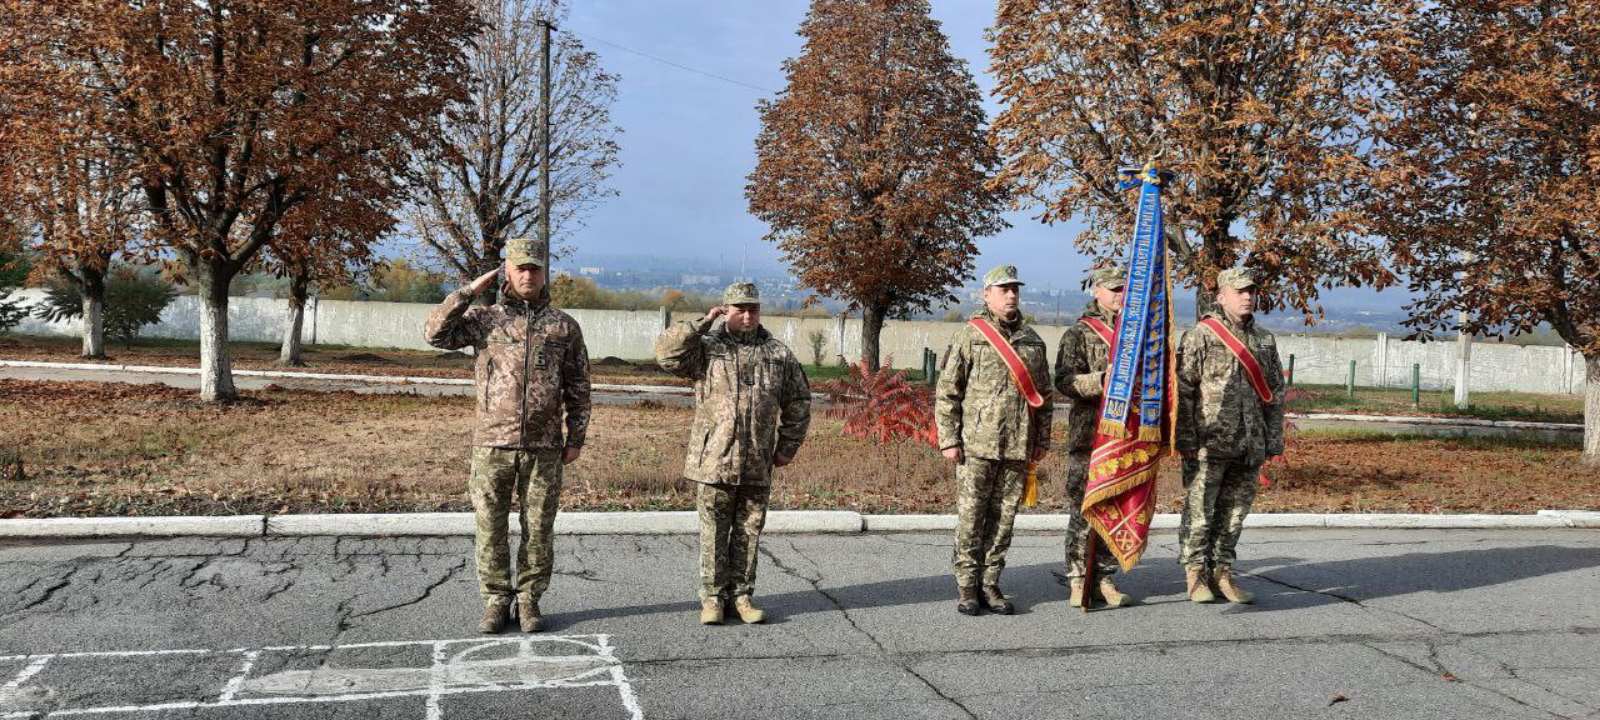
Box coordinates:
[1098,163,1173,443]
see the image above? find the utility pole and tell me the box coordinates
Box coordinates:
[538,16,555,271]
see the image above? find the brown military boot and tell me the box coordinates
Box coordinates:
[956,586,981,616]
[1098,577,1132,608]
[732,595,766,624]
[1185,566,1217,604]
[699,596,724,625]
[516,594,543,633]
[1214,565,1255,604]
[1068,579,1087,608]
[980,585,1015,615]
[478,596,511,634]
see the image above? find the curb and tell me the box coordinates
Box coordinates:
[2,511,1593,539]
[1291,411,1582,432]
[0,516,265,538]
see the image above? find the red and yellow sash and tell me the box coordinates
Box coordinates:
[968,317,1044,409]
[1198,317,1273,403]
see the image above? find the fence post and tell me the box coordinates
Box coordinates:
[1411,363,1420,408]
[659,305,670,330]
[1287,354,1295,387]
[1454,310,1472,408]
[1347,360,1357,400]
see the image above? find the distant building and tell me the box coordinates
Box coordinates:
[579,267,603,276]
[680,274,720,286]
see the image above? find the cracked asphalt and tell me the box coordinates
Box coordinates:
[2,528,1598,719]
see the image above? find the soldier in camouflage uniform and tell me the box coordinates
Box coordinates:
[656,281,812,626]
[1175,267,1284,604]
[424,236,592,634]
[1052,266,1132,609]
[936,265,1053,616]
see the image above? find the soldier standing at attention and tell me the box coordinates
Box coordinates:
[1175,267,1285,604]
[1052,266,1133,608]
[424,236,592,634]
[936,265,1053,616]
[656,282,812,626]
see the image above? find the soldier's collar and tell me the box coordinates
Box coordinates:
[499,285,550,315]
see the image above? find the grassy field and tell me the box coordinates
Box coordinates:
[2,379,1592,518]
[1283,383,1584,424]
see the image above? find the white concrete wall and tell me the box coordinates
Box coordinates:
[3,288,1585,395]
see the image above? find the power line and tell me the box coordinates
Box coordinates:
[560,27,777,95]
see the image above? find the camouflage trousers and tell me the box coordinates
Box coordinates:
[468,446,564,602]
[1177,457,1261,568]
[696,481,771,600]
[953,456,1026,589]
[1064,452,1118,580]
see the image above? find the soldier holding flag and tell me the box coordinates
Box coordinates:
[935,265,1054,616]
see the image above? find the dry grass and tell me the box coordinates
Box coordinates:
[1,379,1594,517]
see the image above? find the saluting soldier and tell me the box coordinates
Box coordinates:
[935,265,1054,616]
[424,236,592,634]
[1175,267,1285,604]
[656,282,812,625]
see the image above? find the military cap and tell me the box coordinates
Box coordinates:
[1216,267,1257,290]
[983,264,1025,288]
[723,281,760,305]
[504,236,545,267]
[1091,265,1127,290]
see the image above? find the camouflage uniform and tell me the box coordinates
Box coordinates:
[935,266,1054,592]
[656,282,812,601]
[1053,267,1124,580]
[1175,269,1285,571]
[424,237,592,604]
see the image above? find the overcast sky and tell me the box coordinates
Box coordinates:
[395,0,1393,309]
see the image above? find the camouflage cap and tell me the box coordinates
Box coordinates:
[1091,265,1127,290]
[504,236,545,267]
[1216,267,1257,290]
[983,264,1025,288]
[723,281,760,305]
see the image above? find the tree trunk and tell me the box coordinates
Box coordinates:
[197,264,238,402]
[278,271,309,367]
[861,302,888,372]
[75,266,107,358]
[1584,353,1598,466]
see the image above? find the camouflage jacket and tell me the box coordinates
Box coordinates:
[935,310,1054,461]
[1176,312,1285,465]
[1054,301,1119,453]
[655,315,812,486]
[424,286,592,451]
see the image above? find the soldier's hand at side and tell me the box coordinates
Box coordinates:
[467,268,500,296]
[774,453,794,467]
[562,446,582,465]
[1031,446,1048,462]
[942,446,964,464]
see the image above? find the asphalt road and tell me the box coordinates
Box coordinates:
[3,528,1597,719]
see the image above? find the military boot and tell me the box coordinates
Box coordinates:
[516,594,543,633]
[1213,565,1255,604]
[956,586,981,616]
[980,585,1015,615]
[699,596,724,625]
[1185,565,1216,604]
[1098,577,1132,608]
[478,596,511,634]
[732,595,766,624]
[1068,579,1087,608]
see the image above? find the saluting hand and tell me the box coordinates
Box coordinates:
[466,268,500,296]
[705,305,728,321]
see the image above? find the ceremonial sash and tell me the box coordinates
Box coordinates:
[968,317,1044,409]
[1197,317,1274,404]
[1080,316,1115,348]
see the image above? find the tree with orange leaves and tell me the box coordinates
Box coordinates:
[988,0,1394,315]
[1,0,477,401]
[747,0,1008,371]
[1366,0,1600,464]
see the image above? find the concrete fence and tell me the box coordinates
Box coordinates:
[5,288,1586,395]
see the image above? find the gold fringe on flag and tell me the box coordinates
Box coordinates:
[1098,419,1130,438]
